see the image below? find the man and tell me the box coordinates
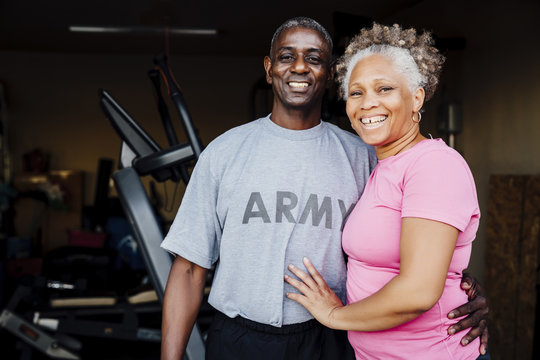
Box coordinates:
[160,17,488,360]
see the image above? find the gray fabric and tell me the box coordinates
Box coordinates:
[161,115,376,326]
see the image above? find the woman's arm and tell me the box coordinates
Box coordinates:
[285,217,458,331]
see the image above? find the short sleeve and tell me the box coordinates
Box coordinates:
[160,149,221,269]
[401,149,479,232]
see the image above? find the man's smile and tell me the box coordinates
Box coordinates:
[288,81,310,88]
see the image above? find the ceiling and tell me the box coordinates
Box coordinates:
[0,0,427,56]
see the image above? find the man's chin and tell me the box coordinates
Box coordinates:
[283,96,318,108]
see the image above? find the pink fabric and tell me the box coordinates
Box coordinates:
[342,139,480,359]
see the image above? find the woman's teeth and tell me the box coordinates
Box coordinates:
[361,115,387,125]
[361,115,387,129]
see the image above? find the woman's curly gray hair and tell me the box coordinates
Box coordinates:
[336,23,445,101]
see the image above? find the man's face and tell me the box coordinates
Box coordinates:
[264,27,333,111]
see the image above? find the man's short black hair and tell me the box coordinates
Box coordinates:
[270,17,333,57]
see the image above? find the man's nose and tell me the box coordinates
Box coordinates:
[291,57,308,73]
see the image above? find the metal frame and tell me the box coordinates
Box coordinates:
[100,54,207,359]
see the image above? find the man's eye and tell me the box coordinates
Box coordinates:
[306,56,321,64]
[279,54,294,62]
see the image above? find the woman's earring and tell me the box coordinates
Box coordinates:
[412,112,422,123]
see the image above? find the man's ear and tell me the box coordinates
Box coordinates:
[263,56,273,84]
[326,61,336,88]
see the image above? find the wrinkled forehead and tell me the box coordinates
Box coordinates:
[272,27,331,56]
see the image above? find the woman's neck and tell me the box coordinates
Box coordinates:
[375,124,426,160]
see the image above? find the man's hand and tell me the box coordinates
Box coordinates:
[447,272,489,355]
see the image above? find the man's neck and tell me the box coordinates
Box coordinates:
[270,105,322,130]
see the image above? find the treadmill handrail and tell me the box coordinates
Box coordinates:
[101,89,192,183]
[100,89,161,158]
[154,54,203,158]
[133,143,195,177]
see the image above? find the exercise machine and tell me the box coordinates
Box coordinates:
[0,281,80,360]
[1,266,163,359]
[1,54,206,359]
[100,53,206,360]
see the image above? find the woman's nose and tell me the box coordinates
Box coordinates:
[361,92,378,109]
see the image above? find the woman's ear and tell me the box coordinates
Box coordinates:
[413,87,426,112]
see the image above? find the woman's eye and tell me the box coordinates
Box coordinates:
[349,91,362,97]
[380,86,394,93]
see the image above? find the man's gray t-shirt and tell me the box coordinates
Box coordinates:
[161,115,376,327]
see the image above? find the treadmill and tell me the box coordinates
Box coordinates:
[99,54,206,360]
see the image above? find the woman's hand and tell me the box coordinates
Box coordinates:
[284,257,344,329]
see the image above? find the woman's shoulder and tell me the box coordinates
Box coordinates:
[411,138,468,165]
[407,139,476,187]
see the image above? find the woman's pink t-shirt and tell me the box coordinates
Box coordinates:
[342,139,480,359]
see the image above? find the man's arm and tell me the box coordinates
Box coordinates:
[448,273,489,355]
[161,256,208,360]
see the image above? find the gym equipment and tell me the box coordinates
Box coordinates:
[0,279,81,360]
[100,53,206,360]
[1,275,163,360]
[34,301,162,343]
[1,54,206,360]
[0,310,79,360]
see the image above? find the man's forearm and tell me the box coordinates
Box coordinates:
[161,256,207,360]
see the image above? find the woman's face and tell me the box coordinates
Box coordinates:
[345,54,424,147]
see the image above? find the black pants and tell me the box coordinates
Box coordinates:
[205,312,355,360]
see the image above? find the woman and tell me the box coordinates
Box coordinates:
[284,23,481,359]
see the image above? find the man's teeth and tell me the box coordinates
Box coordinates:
[289,82,309,88]
[361,115,387,125]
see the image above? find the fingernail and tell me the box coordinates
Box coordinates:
[448,311,455,319]
[461,339,469,345]
[448,327,455,335]
[288,264,295,270]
